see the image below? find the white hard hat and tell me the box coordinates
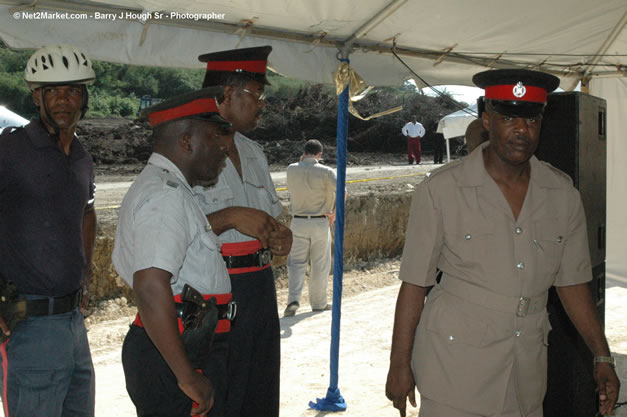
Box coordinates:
[24,45,96,90]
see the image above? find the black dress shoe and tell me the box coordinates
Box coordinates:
[283,301,299,317]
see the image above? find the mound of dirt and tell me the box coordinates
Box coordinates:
[77,84,464,167]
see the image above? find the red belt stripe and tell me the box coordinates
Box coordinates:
[221,240,272,274]
[133,292,232,334]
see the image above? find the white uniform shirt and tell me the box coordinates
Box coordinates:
[113,153,231,295]
[286,157,337,216]
[194,132,282,243]
[402,121,425,138]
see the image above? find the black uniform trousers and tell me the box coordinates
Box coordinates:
[433,133,445,164]
[226,267,280,417]
[122,325,229,417]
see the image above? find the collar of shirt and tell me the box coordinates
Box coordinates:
[25,118,86,160]
[300,157,319,165]
[457,142,562,189]
[147,152,194,195]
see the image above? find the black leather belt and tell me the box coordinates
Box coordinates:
[175,301,237,321]
[25,290,82,316]
[222,248,272,269]
[294,215,326,219]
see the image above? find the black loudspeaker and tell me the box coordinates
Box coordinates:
[536,92,607,417]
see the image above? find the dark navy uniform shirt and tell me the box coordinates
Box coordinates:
[0,119,95,296]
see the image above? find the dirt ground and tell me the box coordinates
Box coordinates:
[86,258,627,417]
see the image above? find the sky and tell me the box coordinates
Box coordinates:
[421,85,483,106]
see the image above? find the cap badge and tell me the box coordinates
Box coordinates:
[513,82,527,98]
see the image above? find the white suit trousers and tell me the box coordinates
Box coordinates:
[286,217,332,309]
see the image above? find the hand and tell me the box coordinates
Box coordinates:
[268,223,293,256]
[325,212,336,227]
[220,207,280,248]
[385,364,417,417]
[80,279,90,315]
[178,371,214,417]
[594,362,620,416]
[0,315,10,338]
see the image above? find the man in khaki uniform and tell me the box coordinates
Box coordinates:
[386,69,620,417]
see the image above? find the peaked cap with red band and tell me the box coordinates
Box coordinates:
[142,87,231,128]
[198,46,272,88]
[473,69,560,118]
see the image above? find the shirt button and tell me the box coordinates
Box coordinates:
[449,335,455,341]
[557,236,563,243]
[515,330,522,337]
[515,227,523,235]
[465,234,471,240]
[516,262,525,270]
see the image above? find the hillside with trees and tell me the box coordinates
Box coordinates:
[1,43,467,158]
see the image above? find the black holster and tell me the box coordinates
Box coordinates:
[178,284,219,367]
[0,280,27,342]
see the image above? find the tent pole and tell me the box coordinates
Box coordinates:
[445,138,451,163]
[308,52,349,413]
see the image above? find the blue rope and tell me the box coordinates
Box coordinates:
[309,58,349,413]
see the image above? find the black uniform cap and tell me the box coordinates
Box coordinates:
[141,87,231,128]
[198,46,272,88]
[473,69,560,118]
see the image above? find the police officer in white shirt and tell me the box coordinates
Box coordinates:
[113,87,235,417]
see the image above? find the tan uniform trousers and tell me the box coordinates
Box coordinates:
[419,372,543,417]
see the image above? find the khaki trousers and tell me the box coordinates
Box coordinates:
[286,217,332,309]
[419,373,543,417]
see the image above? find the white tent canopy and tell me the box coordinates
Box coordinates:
[437,103,478,140]
[1,0,626,281]
[0,105,28,133]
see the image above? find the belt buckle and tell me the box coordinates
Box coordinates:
[258,249,271,267]
[223,255,233,269]
[226,300,237,321]
[516,296,530,317]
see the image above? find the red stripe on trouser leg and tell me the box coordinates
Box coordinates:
[1,340,9,417]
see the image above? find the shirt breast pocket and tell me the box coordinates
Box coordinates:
[243,180,279,214]
[533,219,565,275]
[195,183,234,215]
[444,220,495,264]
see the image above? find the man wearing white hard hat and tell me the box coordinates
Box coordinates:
[0,45,97,417]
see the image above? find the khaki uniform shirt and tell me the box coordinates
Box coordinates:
[194,132,282,244]
[286,157,336,216]
[113,153,231,296]
[399,143,592,415]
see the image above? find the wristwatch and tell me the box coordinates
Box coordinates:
[593,356,616,368]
